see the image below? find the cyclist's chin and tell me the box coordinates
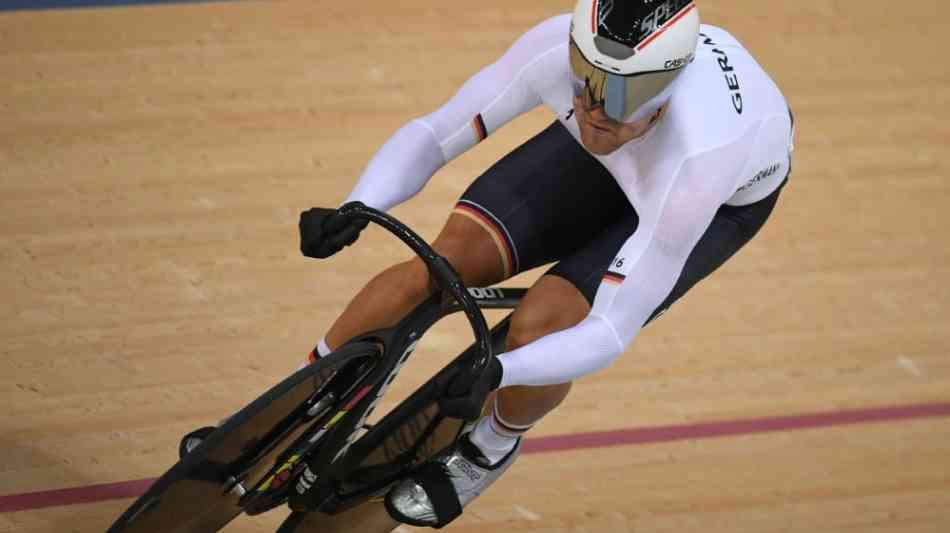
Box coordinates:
[579,128,622,155]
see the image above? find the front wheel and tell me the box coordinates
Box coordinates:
[236,342,382,516]
[107,342,380,533]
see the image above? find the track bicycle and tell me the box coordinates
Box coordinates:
[107,202,529,533]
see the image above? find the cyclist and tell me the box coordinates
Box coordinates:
[295,0,793,527]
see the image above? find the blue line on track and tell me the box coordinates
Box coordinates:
[0,0,226,12]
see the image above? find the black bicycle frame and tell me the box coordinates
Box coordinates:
[308,288,525,513]
[291,203,529,512]
[338,202,494,395]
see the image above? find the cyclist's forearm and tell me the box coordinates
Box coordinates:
[496,314,626,388]
[344,119,446,212]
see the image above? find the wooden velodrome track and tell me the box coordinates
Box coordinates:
[2,0,949,531]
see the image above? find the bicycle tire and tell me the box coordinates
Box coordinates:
[107,342,379,533]
[309,316,514,515]
[240,343,383,515]
[276,502,399,533]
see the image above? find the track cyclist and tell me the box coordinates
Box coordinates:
[289,0,792,528]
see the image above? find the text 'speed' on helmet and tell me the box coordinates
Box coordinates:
[597,0,696,54]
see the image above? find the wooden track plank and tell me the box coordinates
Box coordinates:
[1,1,948,531]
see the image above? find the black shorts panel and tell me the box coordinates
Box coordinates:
[456,121,632,276]
[457,119,786,323]
[547,180,785,324]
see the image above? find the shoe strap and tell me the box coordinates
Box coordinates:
[411,462,463,528]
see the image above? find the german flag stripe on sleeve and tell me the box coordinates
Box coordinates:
[603,271,626,285]
[472,114,488,142]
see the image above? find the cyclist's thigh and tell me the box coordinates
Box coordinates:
[451,120,630,281]
[428,213,508,289]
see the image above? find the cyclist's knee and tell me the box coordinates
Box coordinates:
[386,257,438,304]
[377,212,505,306]
[507,311,576,352]
[432,213,506,288]
[506,276,590,351]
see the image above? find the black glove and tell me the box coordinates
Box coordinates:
[299,205,369,259]
[438,357,503,421]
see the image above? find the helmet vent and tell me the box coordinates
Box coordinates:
[593,35,635,60]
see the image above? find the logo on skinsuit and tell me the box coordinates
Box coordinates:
[738,162,781,191]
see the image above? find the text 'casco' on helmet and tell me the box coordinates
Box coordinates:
[570,0,700,122]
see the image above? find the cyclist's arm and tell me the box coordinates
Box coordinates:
[344,15,569,212]
[496,144,747,388]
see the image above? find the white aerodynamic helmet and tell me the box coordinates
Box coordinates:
[570,0,700,122]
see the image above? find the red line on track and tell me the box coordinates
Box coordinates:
[522,402,950,454]
[0,478,154,513]
[2,402,949,513]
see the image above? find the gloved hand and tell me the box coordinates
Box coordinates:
[438,357,503,421]
[299,205,369,259]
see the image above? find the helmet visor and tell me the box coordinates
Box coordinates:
[569,38,681,122]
